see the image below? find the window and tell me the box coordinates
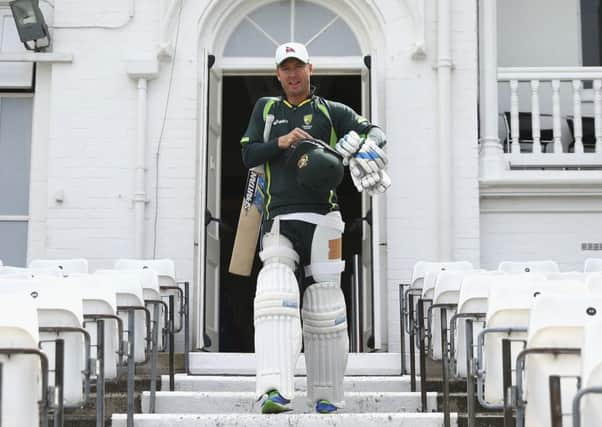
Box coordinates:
[0,97,32,266]
[223,0,361,57]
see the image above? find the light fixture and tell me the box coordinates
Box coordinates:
[9,0,51,52]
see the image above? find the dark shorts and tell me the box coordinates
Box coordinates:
[261,218,317,290]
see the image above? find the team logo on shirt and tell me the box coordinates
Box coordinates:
[302,114,313,130]
[297,154,309,168]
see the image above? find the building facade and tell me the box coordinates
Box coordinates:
[1,0,601,358]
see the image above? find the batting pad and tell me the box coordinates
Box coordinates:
[302,282,349,407]
[254,262,302,400]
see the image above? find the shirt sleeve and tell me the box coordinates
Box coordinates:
[240,98,282,169]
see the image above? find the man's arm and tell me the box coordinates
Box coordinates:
[240,98,282,168]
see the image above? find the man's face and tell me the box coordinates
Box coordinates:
[276,58,313,99]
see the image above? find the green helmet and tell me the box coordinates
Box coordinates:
[287,139,344,193]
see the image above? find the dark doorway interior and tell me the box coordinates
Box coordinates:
[219,75,363,352]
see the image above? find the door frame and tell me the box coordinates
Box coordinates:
[193,54,388,351]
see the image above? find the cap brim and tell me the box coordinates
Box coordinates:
[277,55,308,65]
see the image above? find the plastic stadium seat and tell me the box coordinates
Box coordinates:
[523,294,602,427]
[584,258,602,273]
[65,274,120,380]
[483,278,586,405]
[430,270,476,360]
[114,259,182,331]
[410,261,474,290]
[0,265,63,278]
[577,318,602,425]
[94,270,148,363]
[545,271,587,281]
[0,276,88,407]
[421,271,439,300]
[29,258,89,275]
[497,260,559,273]
[586,274,602,294]
[0,288,43,427]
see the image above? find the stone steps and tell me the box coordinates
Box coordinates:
[140,390,439,414]
[112,412,455,427]
[160,374,417,392]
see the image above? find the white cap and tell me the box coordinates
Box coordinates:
[275,42,309,66]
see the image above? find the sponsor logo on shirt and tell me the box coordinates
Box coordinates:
[273,119,288,126]
[302,114,313,130]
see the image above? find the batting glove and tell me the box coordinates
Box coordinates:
[335,131,363,165]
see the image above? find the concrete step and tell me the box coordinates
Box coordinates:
[140,391,438,414]
[160,374,417,392]
[112,412,457,427]
[189,352,401,375]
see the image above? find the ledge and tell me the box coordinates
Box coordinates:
[480,171,602,212]
[0,52,73,63]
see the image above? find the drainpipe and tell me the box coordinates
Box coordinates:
[437,0,453,260]
[127,59,159,258]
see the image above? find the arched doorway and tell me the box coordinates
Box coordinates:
[195,0,388,356]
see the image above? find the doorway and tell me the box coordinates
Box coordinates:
[219,74,363,352]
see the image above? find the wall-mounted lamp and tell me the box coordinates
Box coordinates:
[9,0,51,52]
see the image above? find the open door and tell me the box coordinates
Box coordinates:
[360,54,385,351]
[203,57,222,351]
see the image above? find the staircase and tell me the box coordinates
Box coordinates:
[73,351,510,427]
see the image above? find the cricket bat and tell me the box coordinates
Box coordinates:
[229,114,274,276]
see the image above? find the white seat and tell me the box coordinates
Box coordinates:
[586,273,602,294]
[94,270,147,363]
[497,260,559,273]
[65,274,120,380]
[523,294,602,427]
[410,261,474,290]
[0,265,63,278]
[29,258,89,275]
[0,276,88,407]
[578,318,602,426]
[584,258,602,273]
[483,278,585,405]
[0,288,43,427]
[421,271,439,300]
[454,271,508,378]
[430,270,476,360]
[545,271,587,281]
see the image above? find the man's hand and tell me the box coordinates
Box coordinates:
[278,128,312,149]
[349,159,391,196]
[335,131,363,165]
[351,137,388,174]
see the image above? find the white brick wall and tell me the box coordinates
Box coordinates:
[28,0,483,351]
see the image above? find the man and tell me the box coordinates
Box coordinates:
[240,42,390,414]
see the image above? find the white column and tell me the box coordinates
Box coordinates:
[437,0,453,260]
[479,0,507,177]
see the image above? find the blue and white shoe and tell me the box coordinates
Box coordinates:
[315,399,338,414]
[261,390,292,414]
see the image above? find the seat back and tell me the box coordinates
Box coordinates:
[94,270,146,362]
[430,270,474,360]
[586,273,602,294]
[497,260,559,273]
[0,289,41,427]
[545,271,587,281]
[65,274,119,380]
[584,258,602,273]
[114,258,176,287]
[410,261,473,290]
[525,294,602,427]
[29,258,89,275]
[580,318,602,425]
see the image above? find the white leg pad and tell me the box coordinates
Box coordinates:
[254,262,301,400]
[302,282,349,407]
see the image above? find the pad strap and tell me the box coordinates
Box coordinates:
[304,261,346,279]
[276,212,345,233]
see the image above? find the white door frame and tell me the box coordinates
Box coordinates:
[194,53,389,353]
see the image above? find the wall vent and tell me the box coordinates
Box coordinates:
[582,243,602,251]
